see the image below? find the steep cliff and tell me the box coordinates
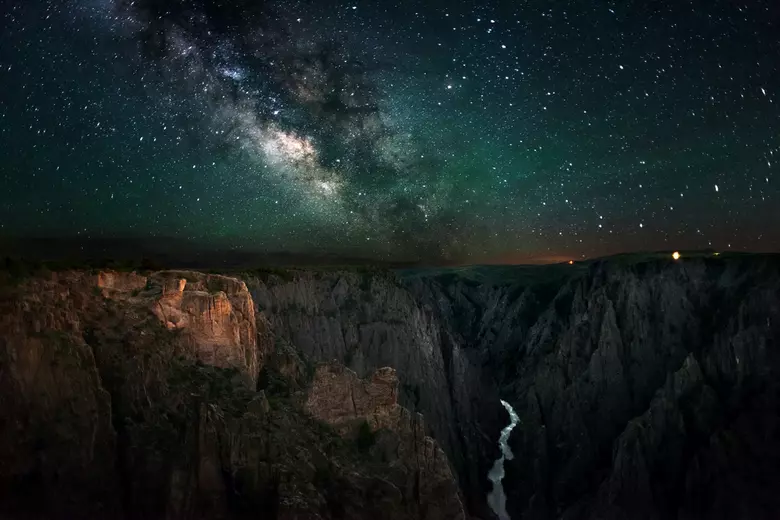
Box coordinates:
[147,270,261,384]
[2,253,779,520]
[0,271,120,517]
[0,269,466,519]
[305,363,466,520]
[244,269,503,517]
[402,255,780,520]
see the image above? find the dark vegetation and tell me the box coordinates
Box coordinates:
[356,420,377,453]
[401,382,422,408]
[343,347,355,367]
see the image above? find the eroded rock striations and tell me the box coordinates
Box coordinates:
[306,363,466,520]
[402,255,780,520]
[0,269,467,520]
[2,255,780,519]
[149,271,261,384]
[245,270,504,517]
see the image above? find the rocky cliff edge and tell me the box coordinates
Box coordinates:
[0,269,465,520]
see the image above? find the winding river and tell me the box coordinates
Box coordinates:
[487,399,520,520]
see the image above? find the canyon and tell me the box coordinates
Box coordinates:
[1,252,779,519]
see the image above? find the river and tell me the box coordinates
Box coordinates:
[487,399,520,520]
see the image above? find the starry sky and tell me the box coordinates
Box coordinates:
[1,0,779,263]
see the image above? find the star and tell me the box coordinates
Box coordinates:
[0,0,775,263]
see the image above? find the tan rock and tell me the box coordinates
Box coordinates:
[96,270,147,293]
[151,271,260,383]
[305,362,466,520]
[305,363,398,433]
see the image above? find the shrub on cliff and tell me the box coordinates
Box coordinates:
[356,420,377,453]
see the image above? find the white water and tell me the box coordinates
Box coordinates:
[487,399,520,520]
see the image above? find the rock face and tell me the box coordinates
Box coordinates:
[97,270,148,293]
[245,270,503,517]
[306,363,466,520]
[0,268,468,520]
[0,271,122,517]
[306,364,399,433]
[2,254,780,519]
[150,271,261,383]
[244,256,780,519]
[401,256,780,520]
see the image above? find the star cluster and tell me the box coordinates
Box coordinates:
[1,0,778,262]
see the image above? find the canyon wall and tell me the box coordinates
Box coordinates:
[244,270,504,517]
[1,253,779,519]
[0,269,465,519]
[401,256,780,519]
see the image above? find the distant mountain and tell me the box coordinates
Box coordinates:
[0,235,421,269]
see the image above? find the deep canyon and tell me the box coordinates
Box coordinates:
[1,253,779,519]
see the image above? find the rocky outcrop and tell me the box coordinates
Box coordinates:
[306,364,398,432]
[0,268,470,520]
[245,270,502,517]
[150,271,261,383]
[97,270,148,294]
[306,363,466,520]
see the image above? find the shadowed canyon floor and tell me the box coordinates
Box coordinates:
[1,252,779,519]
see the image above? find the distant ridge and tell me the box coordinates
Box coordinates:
[2,235,775,272]
[0,236,421,270]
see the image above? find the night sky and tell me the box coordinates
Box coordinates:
[2,0,779,263]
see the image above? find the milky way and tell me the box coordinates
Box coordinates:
[1,0,779,262]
